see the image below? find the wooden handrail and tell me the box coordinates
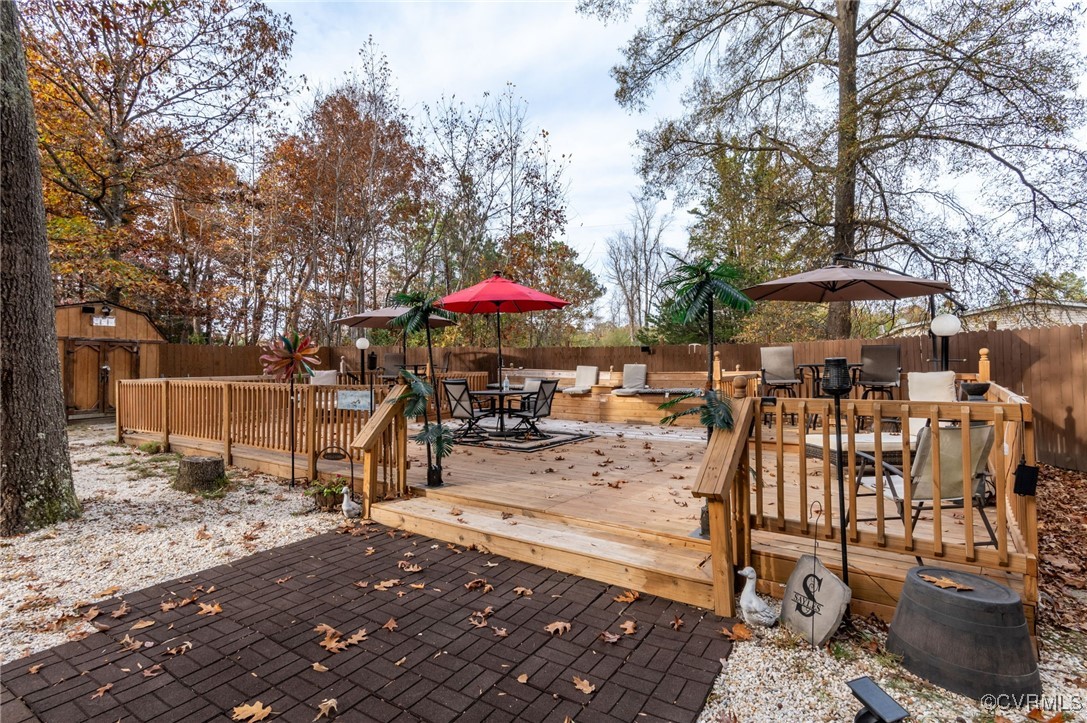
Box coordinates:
[692,397,755,501]
[350,384,409,517]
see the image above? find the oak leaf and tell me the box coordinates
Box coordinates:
[318,637,347,653]
[130,619,155,630]
[409,583,425,590]
[721,623,753,641]
[599,631,621,644]
[164,641,192,656]
[90,683,113,699]
[118,634,142,652]
[573,676,595,694]
[492,627,508,638]
[313,698,337,721]
[96,585,122,598]
[397,561,422,573]
[28,664,43,674]
[110,601,131,618]
[382,618,398,632]
[231,701,273,722]
[195,526,212,541]
[142,664,163,677]
[619,620,637,635]
[919,573,973,591]
[275,576,292,584]
[365,547,376,556]
[373,579,400,591]
[313,623,340,637]
[613,589,640,603]
[344,629,368,645]
[83,606,101,621]
[394,656,407,666]
[468,615,489,629]
[512,587,533,597]
[544,621,571,636]
[670,615,684,631]
[516,673,529,683]
[160,601,178,613]
[311,662,329,672]
[197,602,223,616]
[353,580,369,588]
[449,507,463,515]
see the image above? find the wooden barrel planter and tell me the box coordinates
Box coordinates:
[887,566,1039,700]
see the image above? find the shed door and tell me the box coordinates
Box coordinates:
[69,343,103,412]
[105,344,138,410]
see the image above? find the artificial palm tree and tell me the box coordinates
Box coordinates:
[661,251,752,386]
[392,292,456,486]
[658,252,752,438]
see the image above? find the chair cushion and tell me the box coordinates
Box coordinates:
[612,388,640,396]
[858,474,906,500]
[907,371,957,435]
[562,387,591,395]
[620,363,647,389]
[311,370,338,386]
[573,365,598,388]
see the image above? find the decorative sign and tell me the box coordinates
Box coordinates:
[336,390,373,412]
[92,316,116,327]
[781,554,851,647]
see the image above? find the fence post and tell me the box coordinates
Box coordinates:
[732,375,749,400]
[978,347,990,382]
[161,380,171,451]
[115,379,123,442]
[222,383,232,466]
[306,384,318,481]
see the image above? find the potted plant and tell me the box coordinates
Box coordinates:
[304,477,347,512]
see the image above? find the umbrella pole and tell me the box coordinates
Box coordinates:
[495,312,503,381]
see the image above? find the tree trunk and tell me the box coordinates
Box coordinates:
[829,0,861,340]
[1,2,80,535]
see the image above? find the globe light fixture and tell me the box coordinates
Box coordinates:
[929,313,961,371]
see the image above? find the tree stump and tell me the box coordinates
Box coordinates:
[173,456,225,493]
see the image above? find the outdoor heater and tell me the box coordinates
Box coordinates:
[822,357,852,591]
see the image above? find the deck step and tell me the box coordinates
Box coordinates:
[370,497,715,610]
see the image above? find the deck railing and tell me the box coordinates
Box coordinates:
[117,377,390,478]
[693,363,1038,619]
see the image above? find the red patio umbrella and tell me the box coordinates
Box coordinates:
[439,271,569,375]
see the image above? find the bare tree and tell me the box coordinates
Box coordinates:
[604,196,672,340]
[1,1,80,535]
[582,0,1087,336]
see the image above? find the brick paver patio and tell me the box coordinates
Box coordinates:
[1,523,732,722]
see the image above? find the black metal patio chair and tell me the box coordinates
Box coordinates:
[443,379,489,439]
[510,379,558,438]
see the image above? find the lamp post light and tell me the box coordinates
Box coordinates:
[930,313,962,371]
[354,336,373,409]
[822,357,853,597]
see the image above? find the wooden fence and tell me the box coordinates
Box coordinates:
[159,324,1085,470]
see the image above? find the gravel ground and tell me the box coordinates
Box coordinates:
[696,596,1087,722]
[0,422,341,664]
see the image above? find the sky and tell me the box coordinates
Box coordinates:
[278,0,686,280]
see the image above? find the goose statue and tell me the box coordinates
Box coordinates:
[341,490,361,519]
[738,566,778,627]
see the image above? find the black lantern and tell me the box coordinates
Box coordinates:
[822,357,852,395]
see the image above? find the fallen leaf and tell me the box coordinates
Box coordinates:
[231,700,273,722]
[512,586,533,597]
[96,585,122,598]
[313,698,337,720]
[449,507,463,515]
[613,590,640,603]
[319,637,347,653]
[109,601,131,619]
[130,619,155,631]
[197,602,223,616]
[195,526,212,541]
[492,627,508,638]
[142,664,163,678]
[275,576,293,585]
[468,615,489,629]
[311,662,329,672]
[159,601,178,613]
[374,579,400,591]
[28,664,43,674]
[397,561,423,573]
[517,673,529,683]
[344,629,368,645]
[365,547,376,556]
[164,641,192,656]
[721,623,753,641]
[670,615,684,631]
[599,631,620,644]
[82,606,101,621]
[394,656,407,666]
[118,634,142,652]
[90,683,113,699]
[919,573,973,591]
[573,675,595,694]
[313,623,340,637]
[619,620,637,635]
[544,621,571,636]
[353,580,369,588]
[409,583,425,590]
[382,618,398,632]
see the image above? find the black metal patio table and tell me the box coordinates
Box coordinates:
[469,388,528,437]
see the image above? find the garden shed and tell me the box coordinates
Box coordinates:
[55,302,165,417]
